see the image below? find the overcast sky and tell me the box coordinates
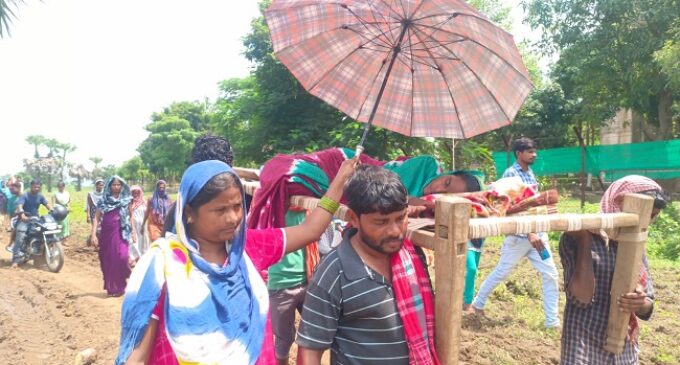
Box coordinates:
[0,0,537,176]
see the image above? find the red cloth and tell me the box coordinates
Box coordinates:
[148,228,286,365]
[247,147,385,230]
[391,239,439,365]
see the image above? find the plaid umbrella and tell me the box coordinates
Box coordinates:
[265,0,533,147]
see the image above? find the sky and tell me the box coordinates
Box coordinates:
[0,0,539,177]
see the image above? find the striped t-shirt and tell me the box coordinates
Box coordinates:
[296,229,409,364]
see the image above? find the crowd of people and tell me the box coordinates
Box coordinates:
[0,135,671,365]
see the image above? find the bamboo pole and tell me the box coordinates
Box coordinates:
[240,176,652,362]
[232,167,260,181]
[433,196,470,365]
[604,193,654,353]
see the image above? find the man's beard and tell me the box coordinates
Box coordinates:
[358,231,404,254]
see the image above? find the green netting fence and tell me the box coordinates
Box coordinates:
[492,139,680,180]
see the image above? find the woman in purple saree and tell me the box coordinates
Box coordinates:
[90,176,136,297]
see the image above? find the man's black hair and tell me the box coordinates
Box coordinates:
[344,165,408,217]
[191,135,234,166]
[30,179,42,186]
[639,189,671,210]
[512,137,537,157]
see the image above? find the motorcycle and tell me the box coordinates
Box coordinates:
[6,205,68,273]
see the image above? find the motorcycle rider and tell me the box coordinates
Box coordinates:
[11,179,53,269]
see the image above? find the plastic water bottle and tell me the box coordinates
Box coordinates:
[539,246,551,260]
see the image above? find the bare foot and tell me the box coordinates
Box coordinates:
[10,262,19,269]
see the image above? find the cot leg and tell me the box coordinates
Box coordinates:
[604,193,654,353]
[434,197,470,365]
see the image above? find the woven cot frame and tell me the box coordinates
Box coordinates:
[239,177,653,364]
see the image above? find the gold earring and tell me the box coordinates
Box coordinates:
[187,216,194,224]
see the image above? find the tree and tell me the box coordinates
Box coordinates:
[56,142,76,180]
[23,157,61,190]
[151,101,212,132]
[25,135,46,158]
[99,164,119,180]
[69,164,91,191]
[23,135,76,191]
[528,0,679,141]
[118,156,149,185]
[89,156,103,180]
[654,21,680,93]
[138,116,199,180]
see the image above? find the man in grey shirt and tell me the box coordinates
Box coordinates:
[296,165,416,365]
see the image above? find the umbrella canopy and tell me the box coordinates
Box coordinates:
[265,0,533,142]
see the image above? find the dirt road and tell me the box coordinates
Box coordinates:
[1,220,677,365]
[0,229,122,364]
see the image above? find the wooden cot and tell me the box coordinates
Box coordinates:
[235,168,654,365]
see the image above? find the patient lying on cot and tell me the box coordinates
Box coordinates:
[418,176,559,218]
[247,147,486,229]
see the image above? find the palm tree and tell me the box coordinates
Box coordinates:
[25,134,45,158]
[0,0,25,38]
[89,156,103,181]
[58,142,77,180]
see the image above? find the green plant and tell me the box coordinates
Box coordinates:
[648,203,680,261]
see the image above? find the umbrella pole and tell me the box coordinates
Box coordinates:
[356,22,410,156]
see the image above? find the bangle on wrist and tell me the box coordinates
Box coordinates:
[318,196,340,215]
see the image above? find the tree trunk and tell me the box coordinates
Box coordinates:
[658,89,673,140]
[632,110,646,142]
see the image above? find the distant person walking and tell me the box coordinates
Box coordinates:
[86,179,105,246]
[129,185,148,263]
[144,180,172,242]
[90,176,135,297]
[3,182,21,247]
[471,137,560,328]
[52,181,71,240]
[0,180,8,227]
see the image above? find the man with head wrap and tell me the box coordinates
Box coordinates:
[559,175,669,364]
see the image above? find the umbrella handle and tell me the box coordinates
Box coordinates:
[354,145,364,158]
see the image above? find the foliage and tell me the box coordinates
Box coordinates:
[137,116,199,179]
[89,156,104,181]
[98,164,119,180]
[0,0,23,38]
[68,164,90,191]
[23,135,77,191]
[467,0,512,30]
[527,0,679,141]
[654,21,680,93]
[648,203,680,261]
[117,156,149,185]
[151,100,212,132]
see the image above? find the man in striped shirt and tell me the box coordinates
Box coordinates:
[296,165,412,365]
[471,137,560,329]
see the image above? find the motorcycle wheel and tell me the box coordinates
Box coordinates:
[44,242,65,273]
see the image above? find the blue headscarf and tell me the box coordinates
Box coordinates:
[98,175,133,243]
[116,160,266,365]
